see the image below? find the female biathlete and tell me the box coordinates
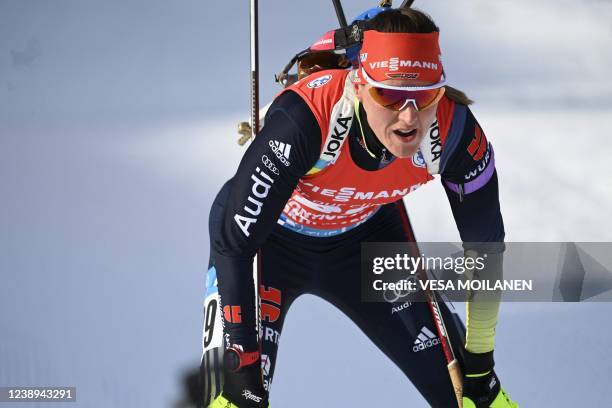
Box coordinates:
[201,7,519,408]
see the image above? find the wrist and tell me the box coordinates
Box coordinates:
[463,349,495,375]
[224,344,260,373]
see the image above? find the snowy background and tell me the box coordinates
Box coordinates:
[1,0,612,406]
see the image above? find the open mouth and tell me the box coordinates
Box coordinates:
[393,129,417,138]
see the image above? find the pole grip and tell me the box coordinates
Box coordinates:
[447,359,464,408]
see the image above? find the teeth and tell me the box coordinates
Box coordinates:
[396,129,416,136]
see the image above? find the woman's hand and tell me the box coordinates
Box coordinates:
[218,354,268,408]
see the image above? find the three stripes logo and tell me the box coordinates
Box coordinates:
[412,326,440,352]
[268,140,292,167]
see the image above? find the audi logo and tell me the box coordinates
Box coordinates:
[261,155,280,175]
[383,276,419,303]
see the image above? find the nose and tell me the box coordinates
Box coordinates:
[397,101,419,124]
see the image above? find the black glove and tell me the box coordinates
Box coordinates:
[462,350,518,407]
[463,369,502,407]
[221,356,268,408]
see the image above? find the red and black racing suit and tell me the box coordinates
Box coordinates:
[201,80,504,407]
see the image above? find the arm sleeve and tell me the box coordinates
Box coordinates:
[441,106,505,364]
[440,105,505,253]
[211,91,321,350]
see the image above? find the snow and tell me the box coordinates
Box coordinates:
[1,0,612,406]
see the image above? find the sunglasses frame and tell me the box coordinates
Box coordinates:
[368,85,446,111]
[361,66,447,90]
[361,67,447,111]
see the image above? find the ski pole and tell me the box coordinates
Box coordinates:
[238,0,260,146]
[248,0,264,355]
[399,0,415,8]
[395,202,463,407]
[249,0,259,141]
[331,0,348,28]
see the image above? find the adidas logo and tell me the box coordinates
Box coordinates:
[269,140,291,167]
[275,141,291,159]
[412,326,440,352]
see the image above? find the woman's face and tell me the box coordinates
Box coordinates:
[356,79,439,158]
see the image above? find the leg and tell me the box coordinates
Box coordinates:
[309,203,466,407]
[200,181,302,405]
[314,272,465,406]
[200,257,300,406]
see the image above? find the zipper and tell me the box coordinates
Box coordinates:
[381,148,390,163]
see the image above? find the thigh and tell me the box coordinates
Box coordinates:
[257,237,306,393]
[201,214,306,405]
[313,202,467,407]
[329,292,466,407]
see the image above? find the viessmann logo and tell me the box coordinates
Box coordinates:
[299,182,423,203]
[368,58,439,72]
